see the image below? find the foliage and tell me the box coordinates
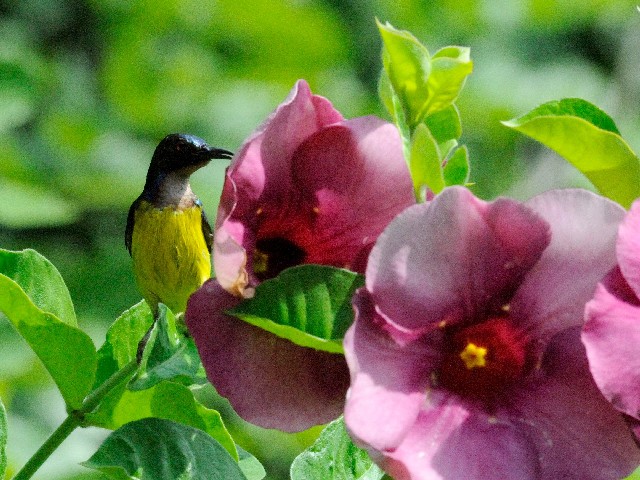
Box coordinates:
[503,99,640,208]
[82,418,248,480]
[2,1,640,479]
[0,249,96,409]
[228,266,364,354]
[290,417,385,480]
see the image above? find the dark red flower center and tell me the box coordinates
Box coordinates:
[437,316,530,404]
[253,237,306,281]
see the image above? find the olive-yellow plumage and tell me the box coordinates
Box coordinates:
[130,200,211,314]
[125,133,233,316]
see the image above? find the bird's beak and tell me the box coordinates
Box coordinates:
[202,146,234,161]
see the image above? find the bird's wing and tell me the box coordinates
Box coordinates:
[198,199,214,254]
[125,197,141,255]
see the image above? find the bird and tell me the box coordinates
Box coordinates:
[125,133,233,317]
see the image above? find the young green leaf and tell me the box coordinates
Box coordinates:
[85,377,237,460]
[85,302,237,460]
[92,301,153,389]
[377,20,431,127]
[238,446,266,480]
[290,417,384,480]
[379,69,411,160]
[228,265,364,354]
[0,399,6,479]
[0,249,96,409]
[409,123,444,200]
[129,304,206,391]
[378,69,395,119]
[83,418,247,480]
[423,46,473,118]
[443,146,470,186]
[503,98,640,208]
[424,104,462,145]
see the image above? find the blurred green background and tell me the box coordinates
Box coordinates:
[1,0,640,478]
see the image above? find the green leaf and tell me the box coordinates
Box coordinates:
[85,302,237,460]
[377,20,431,127]
[409,123,444,200]
[624,466,640,480]
[129,304,206,391]
[0,248,76,326]
[86,376,237,460]
[92,301,153,389]
[228,265,364,354]
[0,249,96,409]
[423,46,473,117]
[290,417,384,480]
[443,146,470,186]
[377,69,395,119]
[238,446,266,480]
[379,69,412,161]
[503,98,640,208]
[83,418,247,480]
[0,399,6,479]
[424,105,462,145]
[508,97,620,135]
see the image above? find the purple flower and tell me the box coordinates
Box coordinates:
[186,80,414,431]
[214,79,415,297]
[344,186,639,479]
[583,199,640,439]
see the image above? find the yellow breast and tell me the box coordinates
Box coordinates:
[130,200,211,314]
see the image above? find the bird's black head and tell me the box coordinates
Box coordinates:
[149,133,233,176]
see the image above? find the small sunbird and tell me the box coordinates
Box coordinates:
[125,133,233,316]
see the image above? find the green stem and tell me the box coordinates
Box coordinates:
[12,414,79,480]
[12,359,139,480]
[82,359,138,413]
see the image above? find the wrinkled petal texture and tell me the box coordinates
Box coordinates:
[214,79,414,293]
[513,189,625,339]
[186,280,350,432]
[384,404,540,480]
[344,289,435,451]
[366,186,551,332]
[510,327,640,480]
[617,199,640,298]
[583,199,640,428]
[346,187,636,479]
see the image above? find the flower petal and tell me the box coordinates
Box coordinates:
[583,278,640,422]
[512,189,625,337]
[214,80,343,292]
[288,117,414,271]
[377,397,539,480]
[510,327,640,480]
[617,198,640,298]
[186,279,350,432]
[366,186,550,332]
[344,289,432,451]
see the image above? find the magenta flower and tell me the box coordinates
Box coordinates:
[186,80,414,431]
[344,186,640,479]
[583,199,640,439]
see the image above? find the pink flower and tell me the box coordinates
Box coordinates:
[344,187,639,479]
[186,80,414,432]
[583,199,640,439]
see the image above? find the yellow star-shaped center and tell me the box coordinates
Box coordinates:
[460,342,487,369]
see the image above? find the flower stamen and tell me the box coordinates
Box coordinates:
[437,316,529,404]
[460,342,487,369]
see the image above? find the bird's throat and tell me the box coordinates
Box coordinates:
[150,173,198,210]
